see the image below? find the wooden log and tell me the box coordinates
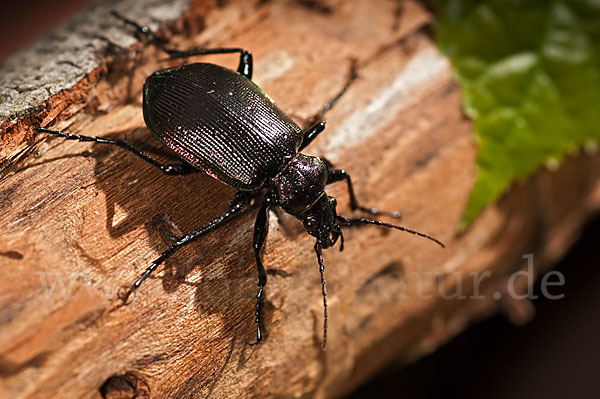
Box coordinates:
[1,0,600,398]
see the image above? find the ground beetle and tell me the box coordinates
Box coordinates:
[37,12,445,348]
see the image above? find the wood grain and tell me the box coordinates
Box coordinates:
[1,0,599,398]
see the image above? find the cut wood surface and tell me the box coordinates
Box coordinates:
[1,0,600,398]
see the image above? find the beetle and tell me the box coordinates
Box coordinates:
[37,12,444,348]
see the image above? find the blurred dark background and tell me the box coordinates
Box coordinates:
[351,213,600,399]
[0,0,95,62]
[3,1,599,398]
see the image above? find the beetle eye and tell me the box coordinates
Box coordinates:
[329,197,337,207]
[305,218,316,229]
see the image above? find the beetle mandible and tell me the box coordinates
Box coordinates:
[37,12,445,348]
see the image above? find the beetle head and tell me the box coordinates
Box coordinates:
[299,194,341,248]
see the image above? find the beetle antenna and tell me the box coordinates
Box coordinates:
[336,215,445,248]
[314,243,328,349]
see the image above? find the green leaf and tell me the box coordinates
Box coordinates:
[434,0,600,227]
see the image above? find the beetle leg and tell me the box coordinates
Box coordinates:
[298,120,326,151]
[111,12,253,79]
[164,48,253,80]
[314,243,328,349]
[327,169,402,218]
[37,127,196,176]
[122,191,252,302]
[251,197,270,344]
[303,59,358,129]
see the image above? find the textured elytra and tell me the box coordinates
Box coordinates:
[143,63,304,189]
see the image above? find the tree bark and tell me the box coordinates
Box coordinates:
[1,0,600,398]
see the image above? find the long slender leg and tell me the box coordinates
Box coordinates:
[337,215,445,248]
[327,169,401,218]
[314,243,328,349]
[122,191,252,302]
[252,198,270,344]
[37,127,196,176]
[315,59,358,117]
[111,11,253,79]
[299,121,326,152]
[303,59,359,130]
[167,47,252,79]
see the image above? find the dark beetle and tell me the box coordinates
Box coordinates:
[38,13,444,348]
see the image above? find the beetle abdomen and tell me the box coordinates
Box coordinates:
[143,62,304,189]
